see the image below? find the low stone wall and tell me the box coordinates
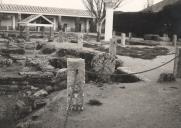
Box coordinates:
[58,32,80,43]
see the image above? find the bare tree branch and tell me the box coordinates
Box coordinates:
[82,0,125,41]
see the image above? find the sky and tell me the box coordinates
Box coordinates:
[1,0,164,12]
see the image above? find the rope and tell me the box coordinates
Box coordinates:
[166,53,176,55]
[86,56,177,76]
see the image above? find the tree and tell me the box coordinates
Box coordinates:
[82,0,124,42]
[145,0,154,12]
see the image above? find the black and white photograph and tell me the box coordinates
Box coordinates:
[0,0,181,128]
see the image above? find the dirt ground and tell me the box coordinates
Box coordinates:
[0,37,181,128]
[24,46,181,128]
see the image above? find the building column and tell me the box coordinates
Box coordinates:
[75,17,81,32]
[37,27,40,32]
[41,27,46,38]
[25,25,30,41]
[48,26,54,41]
[12,15,16,30]
[18,13,22,31]
[104,1,114,41]
[53,17,57,31]
[86,19,90,33]
[58,16,62,31]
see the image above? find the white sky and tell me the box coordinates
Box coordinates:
[1,0,163,12]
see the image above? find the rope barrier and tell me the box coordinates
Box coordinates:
[166,53,176,55]
[86,56,177,76]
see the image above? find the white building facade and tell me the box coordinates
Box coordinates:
[0,4,93,33]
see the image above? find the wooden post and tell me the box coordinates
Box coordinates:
[67,58,85,111]
[174,47,181,78]
[121,33,126,47]
[109,38,117,57]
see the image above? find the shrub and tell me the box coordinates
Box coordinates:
[0,58,13,67]
[41,44,56,54]
[70,39,78,43]
[115,59,123,69]
[87,99,103,106]
[158,73,176,82]
[15,38,25,43]
[144,34,161,41]
[36,41,46,50]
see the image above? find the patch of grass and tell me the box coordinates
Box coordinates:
[83,43,99,49]
[83,43,169,59]
[87,99,103,106]
[128,39,160,46]
[84,34,104,42]
[116,46,169,59]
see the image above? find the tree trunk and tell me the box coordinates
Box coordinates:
[96,22,102,42]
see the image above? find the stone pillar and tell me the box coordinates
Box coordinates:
[109,38,117,57]
[12,15,16,30]
[67,58,85,111]
[77,33,83,48]
[174,48,181,78]
[104,7,114,41]
[121,33,126,47]
[173,34,177,47]
[128,32,132,40]
[163,33,170,42]
[25,26,30,41]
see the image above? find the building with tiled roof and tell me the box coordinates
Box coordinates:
[0,4,93,32]
[0,4,92,18]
